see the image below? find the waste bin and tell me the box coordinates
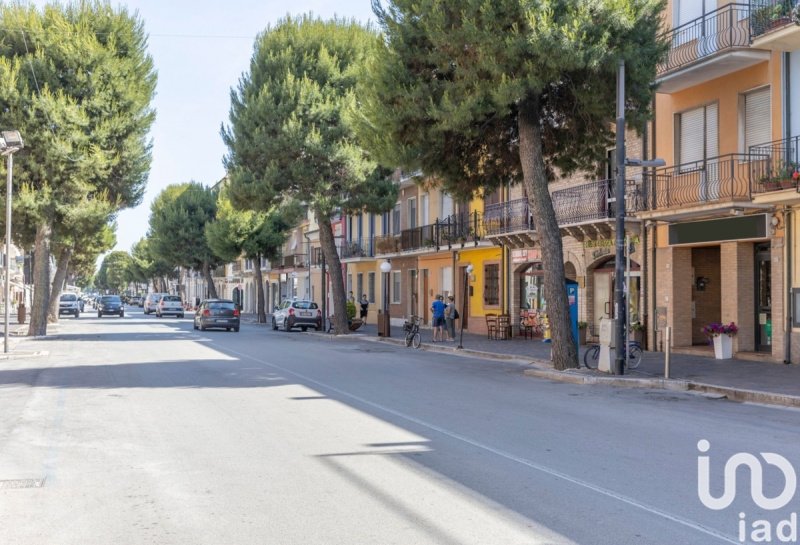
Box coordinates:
[17,303,25,324]
[377,310,391,337]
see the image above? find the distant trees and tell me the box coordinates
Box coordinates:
[222,15,396,334]
[357,0,667,368]
[148,183,222,299]
[0,2,156,336]
[96,251,134,294]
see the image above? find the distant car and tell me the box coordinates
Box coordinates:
[97,295,124,318]
[156,295,184,318]
[58,293,81,318]
[144,293,168,315]
[194,299,240,332]
[272,300,322,332]
[128,296,143,307]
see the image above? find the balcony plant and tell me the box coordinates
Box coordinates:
[753,1,793,34]
[794,2,800,25]
[701,321,738,359]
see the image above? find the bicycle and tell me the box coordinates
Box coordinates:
[403,316,422,349]
[583,340,643,370]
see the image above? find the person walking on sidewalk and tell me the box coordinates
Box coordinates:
[431,294,446,342]
[359,294,369,324]
[445,295,458,341]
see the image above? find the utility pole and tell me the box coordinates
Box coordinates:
[614,60,626,376]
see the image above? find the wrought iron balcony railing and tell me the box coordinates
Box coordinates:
[374,212,482,255]
[751,0,798,37]
[647,153,769,209]
[552,179,644,226]
[657,3,752,76]
[750,135,800,193]
[483,199,534,236]
[339,237,374,259]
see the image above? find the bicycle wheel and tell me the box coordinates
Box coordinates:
[405,332,413,347]
[583,345,599,369]
[412,332,421,349]
[627,345,643,370]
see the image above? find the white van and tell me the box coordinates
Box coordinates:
[144,293,168,315]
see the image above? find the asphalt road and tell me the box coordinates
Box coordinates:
[1,307,798,545]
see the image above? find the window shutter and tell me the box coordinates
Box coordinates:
[680,107,706,165]
[744,88,771,151]
[705,102,719,159]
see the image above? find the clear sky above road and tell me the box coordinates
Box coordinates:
[31,0,376,254]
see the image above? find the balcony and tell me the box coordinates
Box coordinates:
[657,3,769,93]
[750,135,800,199]
[750,0,800,50]
[275,254,308,269]
[483,199,536,249]
[643,153,771,220]
[554,179,644,241]
[374,212,481,255]
[339,237,374,260]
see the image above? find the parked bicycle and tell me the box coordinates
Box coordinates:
[403,315,422,349]
[583,340,643,370]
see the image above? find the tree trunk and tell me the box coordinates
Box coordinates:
[254,253,267,323]
[28,222,52,337]
[518,97,578,370]
[203,262,218,299]
[47,247,73,323]
[317,211,348,334]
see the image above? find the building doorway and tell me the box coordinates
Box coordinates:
[591,257,641,338]
[755,243,772,352]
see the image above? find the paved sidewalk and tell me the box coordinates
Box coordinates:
[245,313,800,408]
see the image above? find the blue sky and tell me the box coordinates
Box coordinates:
[34,0,376,254]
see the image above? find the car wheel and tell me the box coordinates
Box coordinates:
[301,326,307,332]
[283,319,291,332]
[234,327,240,333]
[179,314,184,319]
[97,313,102,318]
[226,328,231,332]
[75,311,79,318]
[272,318,278,331]
[200,323,206,331]
[315,326,321,331]
[120,312,124,318]
[193,321,198,330]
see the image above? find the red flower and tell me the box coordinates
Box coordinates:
[793,170,799,181]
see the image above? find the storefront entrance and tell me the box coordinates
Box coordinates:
[755,243,772,352]
[591,258,641,337]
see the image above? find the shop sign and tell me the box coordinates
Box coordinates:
[512,249,542,263]
[591,247,612,260]
[583,235,640,249]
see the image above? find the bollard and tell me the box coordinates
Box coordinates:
[664,326,672,379]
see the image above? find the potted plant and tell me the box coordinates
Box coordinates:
[629,321,645,344]
[577,321,588,345]
[701,321,738,360]
[346,300,363,331]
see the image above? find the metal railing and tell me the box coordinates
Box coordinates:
[339,237,374,259]
[552,179,644,226]
[657,3,752,76]
[750,0,798,37]
[647,153,769,209]
[483,199,534,236]
[750,135,800,193]
[374,212,482,255]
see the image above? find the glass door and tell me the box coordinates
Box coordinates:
[755,243,772,352]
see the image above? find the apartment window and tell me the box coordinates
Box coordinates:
[441,266,453,297]
[676,103,718,166]
[368,272,376,303]
[421,194,429,225]
[347,274,353,294]
[741,87,771,152]
[408,197,417,229]
[484,263,500,306]
[357,273,364,301]
[392,204,401,234]
[392,271,401,303]
[484,188,501,206]
[440,192,454,219]
[606,148,617,180]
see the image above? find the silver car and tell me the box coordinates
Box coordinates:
[156,295,184,318]
[271,300,322,332]
[58,293,81,318]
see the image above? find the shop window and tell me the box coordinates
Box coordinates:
[484,264,500,306]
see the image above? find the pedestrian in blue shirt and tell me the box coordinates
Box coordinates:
[431,294,446,342]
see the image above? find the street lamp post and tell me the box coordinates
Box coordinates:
[457,264,473,349]
[380,260,392,337]
[1,131,23,354]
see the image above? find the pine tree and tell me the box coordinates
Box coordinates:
[358,0,667,369]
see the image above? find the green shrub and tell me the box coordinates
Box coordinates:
[346,300,357,320]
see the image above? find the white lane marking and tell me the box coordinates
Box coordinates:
[219,344,739,544]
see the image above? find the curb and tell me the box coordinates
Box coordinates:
[305,330,800,409]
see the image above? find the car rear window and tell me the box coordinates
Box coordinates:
[60,294,77,301]
[163,296,181,302]
[292,301,318,310]
[102,296,121,303]
[208,302,235,310]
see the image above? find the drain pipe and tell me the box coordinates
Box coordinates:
[785,206,793,364]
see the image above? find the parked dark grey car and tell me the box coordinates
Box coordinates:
[97,295,124,318]
[193,299,240,332]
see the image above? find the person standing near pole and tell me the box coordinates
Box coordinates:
[445,295,457,342]
[431,294,446,342]
[359,293,369,325]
